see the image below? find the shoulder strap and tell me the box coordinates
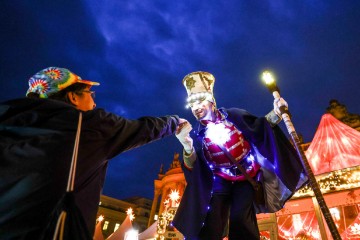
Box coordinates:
[53,112,83,239]
[66,112,82,192]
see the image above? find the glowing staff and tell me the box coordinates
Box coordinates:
[261,70,341,240]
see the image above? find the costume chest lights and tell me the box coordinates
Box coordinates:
[202,120,260,181]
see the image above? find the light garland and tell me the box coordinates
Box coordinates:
[293,166,360,198]
[157,189,182,239]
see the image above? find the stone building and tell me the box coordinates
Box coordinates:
[148,153,186,228]
[326,99,360,131]
[97,195,152,238]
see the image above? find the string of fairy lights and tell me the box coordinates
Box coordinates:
[294,166,360,197]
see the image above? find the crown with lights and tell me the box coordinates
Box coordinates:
[182,71,216,108]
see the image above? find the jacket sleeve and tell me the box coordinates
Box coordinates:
[83,109,180,159]
[183,148,196,169]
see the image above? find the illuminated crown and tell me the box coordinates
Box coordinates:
[182,71,216,106]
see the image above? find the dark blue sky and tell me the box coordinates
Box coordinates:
[1,1,359,200]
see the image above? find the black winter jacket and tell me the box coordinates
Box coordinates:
[0,98,179,238]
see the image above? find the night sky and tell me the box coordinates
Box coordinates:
[1,1,359,200]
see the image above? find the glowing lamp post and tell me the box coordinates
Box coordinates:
[261,70,341,240]
[261,70,279,93]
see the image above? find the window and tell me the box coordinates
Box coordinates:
[114,223,120,232]
[103,221,109,230]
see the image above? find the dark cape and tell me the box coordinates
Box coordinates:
[0,98,179,239]
[173,108,308,238]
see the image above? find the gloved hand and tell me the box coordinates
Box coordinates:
[176,119,193,154]
[273,97,288,117]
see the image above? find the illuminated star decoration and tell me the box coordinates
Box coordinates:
[169,189,180,202]
[126,207,135,221]
[185,77,196,91]
[205,122,231,146]
[168,189,180,207]
[97,215,104,222]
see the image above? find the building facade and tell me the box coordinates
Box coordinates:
[97,195,152,238]
[148,153,186,228]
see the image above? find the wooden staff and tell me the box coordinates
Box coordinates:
[262,71,341,240]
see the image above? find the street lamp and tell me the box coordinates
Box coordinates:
[261,70,341,240]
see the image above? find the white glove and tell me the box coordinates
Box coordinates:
[175,119,193,154]
[273,97,288,116]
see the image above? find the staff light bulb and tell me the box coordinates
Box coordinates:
[261,70,280,93]
[261,70,275,86]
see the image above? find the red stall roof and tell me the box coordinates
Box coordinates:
[305,113,360,175]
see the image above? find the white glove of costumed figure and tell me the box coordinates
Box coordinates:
[273,97,288,116]
[175,119,193,154]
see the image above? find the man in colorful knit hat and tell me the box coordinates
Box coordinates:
[0,67,188,239]
[174,71,307,240]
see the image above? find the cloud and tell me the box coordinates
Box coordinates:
[2,0,359,200]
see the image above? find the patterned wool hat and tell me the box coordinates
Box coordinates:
[182,71,216,106]
[26,67,100,98]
